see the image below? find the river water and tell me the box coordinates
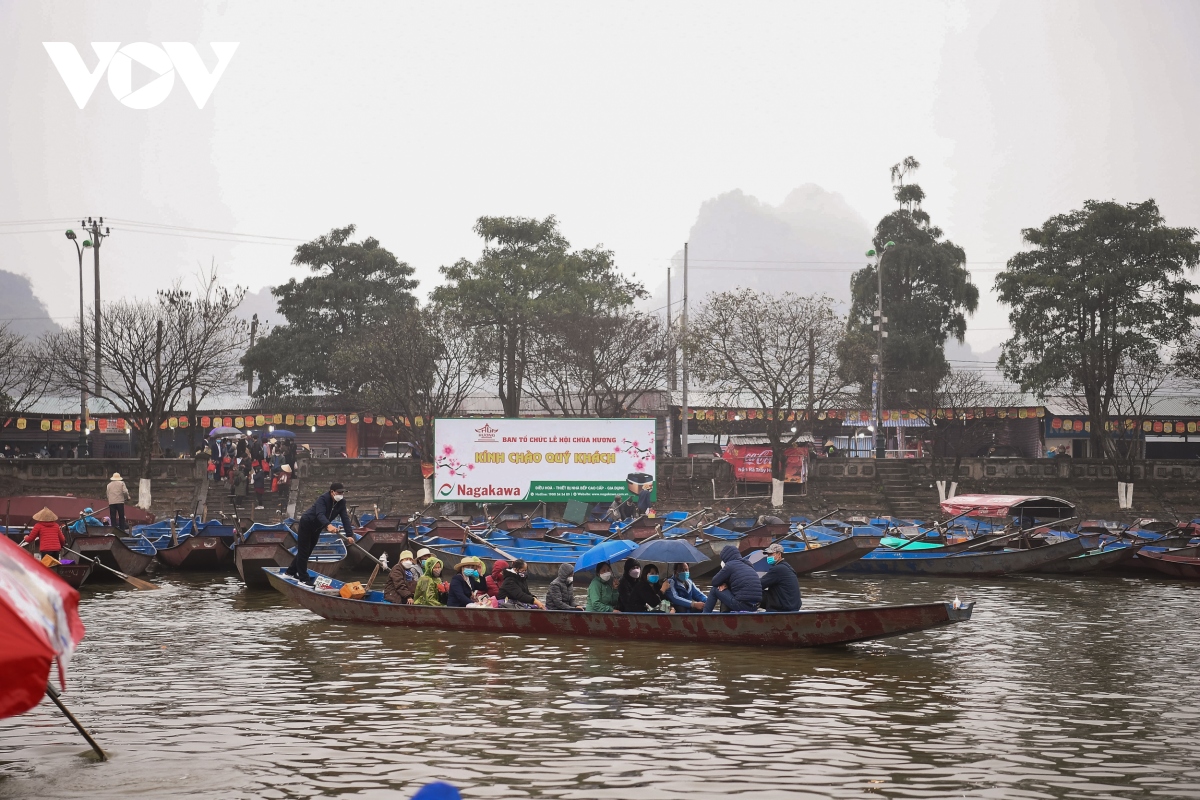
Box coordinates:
[2,572,1198,799]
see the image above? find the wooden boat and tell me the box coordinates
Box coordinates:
[68,533,155,579]
[52,561,93,589]
[240,525,296,547]
[264,568,974,647]
[783,535,884,575]
[1028,542,1142,574]
[834,536,1087,577]
[156,536,233,570]
[1136,550,1200,580]
[346,528,410,572]
[274,534,348,578]
[235,543,291,588]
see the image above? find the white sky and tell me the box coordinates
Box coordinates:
[2,0,1198,359]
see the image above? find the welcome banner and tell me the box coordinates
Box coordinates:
[433,418,657,502]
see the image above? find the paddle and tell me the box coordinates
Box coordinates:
[892,508,980,552]
[364,552,389,591]
[772,507,842,549]
[958,517,1078,553]
[44,682,106,762]
[636,507,712,545]
[61,546,160,590]
[440,516,517,561]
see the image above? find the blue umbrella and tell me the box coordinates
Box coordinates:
[630,538,710,564]
[575,539,639,571]
[267,430,296,439]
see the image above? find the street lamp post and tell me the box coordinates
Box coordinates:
[65,230,92,457]
[867,241,896,459]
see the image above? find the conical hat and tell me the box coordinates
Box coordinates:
[32,507,58,522]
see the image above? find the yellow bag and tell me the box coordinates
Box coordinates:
[339,581,366,600]
[41,554,61,567]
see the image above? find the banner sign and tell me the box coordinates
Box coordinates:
[723,445,808,484]
[433,418,657,502]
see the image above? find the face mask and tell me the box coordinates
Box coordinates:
[566,576,573,584]
[767,556,778,565]
[599,572,612,581]
[647,574,660,584]
[679,572,690,581]
[464,569,478,578]
[629,568,641,579]
[401,560,414,569]
[332,494,344,502]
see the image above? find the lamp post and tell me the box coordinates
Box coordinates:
[866,241,896,459]
[65,230,92,457]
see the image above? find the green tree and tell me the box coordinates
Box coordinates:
[433,215,644,417]
[242,225,418,398]
[840,157,979,405]
[996,199,1200,458]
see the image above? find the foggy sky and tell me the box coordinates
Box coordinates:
[2,0,1198,364]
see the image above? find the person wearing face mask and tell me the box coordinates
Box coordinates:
[287,481,354,585]
[632,563,669,612]
[499,559,545,609]
[448,557,487,607]
[665,562,706,612]
[486,559,509,598]
[759,543,801,611]
[384,549,422,604]
[617,558,642,612]
[586,561,620,612]
[414,556,449,606]
[544,562,581,610]
[702,545,763,613]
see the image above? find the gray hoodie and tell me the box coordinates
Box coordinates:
[544,562,578,610]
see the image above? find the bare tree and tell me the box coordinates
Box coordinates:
[42,285,248,508]
[525,310,668,417]
[687,289,851,506]
[0,323,52,426]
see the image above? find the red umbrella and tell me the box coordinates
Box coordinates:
[0,535,85,719]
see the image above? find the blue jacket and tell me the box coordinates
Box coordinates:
[708,546,763,606]
[760,560,801,611]
[299,491,353,534]
[664,575,706,611]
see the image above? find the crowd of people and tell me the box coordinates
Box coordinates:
[202,433,298,514]
[377,543,802,614]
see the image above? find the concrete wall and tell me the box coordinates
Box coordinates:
[1,455,1197,522]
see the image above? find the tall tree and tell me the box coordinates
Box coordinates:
[433,216,644,416]
[42,288,248,508]
[687,289,851,506]
[242,225,418,398]
[840,157,979,405]
[995,199,1200,459]
[0,323,50,427]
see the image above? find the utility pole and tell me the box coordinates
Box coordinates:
[680,243,689,458]
[246,314,259,395]
[667,266,676,391]
[82,217,111,396]
[64,229,92,457]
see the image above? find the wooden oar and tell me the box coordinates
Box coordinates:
[61,546,160,590]
[772,507,841,548]
[958,517,1078,553]
[440,516,517,561]
[892,507,981,552]
[44,682,106,761]
[364,552,388,591]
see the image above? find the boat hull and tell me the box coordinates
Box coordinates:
[1029,544,1141,574]
[69,534,155,579]
[1137,551,1200,580]
[156,536,232,570]
[784,535,883,575]
[235,543,291,587]
[835,536,1087,576]
[53,562,93,589]
[265,568,973,647]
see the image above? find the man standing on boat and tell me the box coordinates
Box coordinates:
[287,481,354,585]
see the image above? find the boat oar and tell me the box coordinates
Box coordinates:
[657,507,712,539]
[44,682,106,762]
[959,517,1078,553]
[61,546,160,590]
[440,516,517,561]
[772,507,841,548]
[892,508,980,552]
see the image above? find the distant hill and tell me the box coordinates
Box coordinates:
[0,270,58,338]
[653,184,872,314]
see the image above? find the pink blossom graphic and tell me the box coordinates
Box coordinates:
[442,445,454,456]
[635,460,645,470]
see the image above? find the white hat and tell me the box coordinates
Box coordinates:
[110,472,122,481]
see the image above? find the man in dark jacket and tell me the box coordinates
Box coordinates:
[759,543,801,611]
[498,560,545,609]
[703,545,763,612]
[286,481,353,584]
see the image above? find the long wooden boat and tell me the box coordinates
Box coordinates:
[1029,543,1142,574]
[235,543,291,588]
[264,568,974,647]
[68,533,155,579]
[783,535,883,575]
[241,526,296,547]
[1136,551,1200,580]
[156,536,233,570]
[834,536,1087,577]
[52,561,93,589]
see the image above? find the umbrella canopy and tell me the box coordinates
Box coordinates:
[630,538,709,564]
[574,539,639,572]
[268,429,296,439]
[0,536,85,719]
[208,426,243,437]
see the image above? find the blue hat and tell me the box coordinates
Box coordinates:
[83,507,94,514]
[411,783,461,800]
